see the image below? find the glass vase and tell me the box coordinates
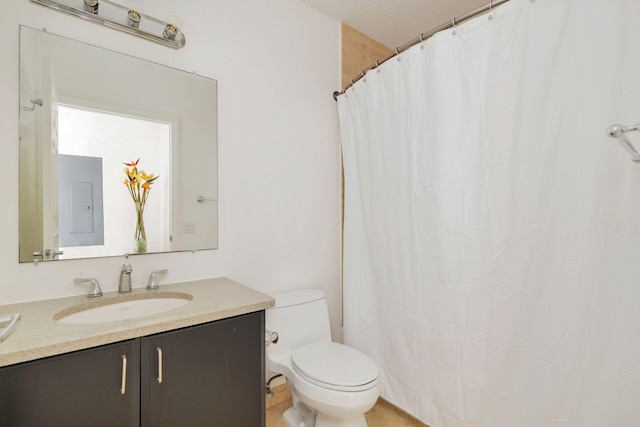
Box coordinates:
[134,237,147,253]
[134,204,147,253]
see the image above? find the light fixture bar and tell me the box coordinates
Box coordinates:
[29,0,186,49]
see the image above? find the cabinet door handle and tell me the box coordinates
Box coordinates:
[156,347,163,384]
[120,355,127,395]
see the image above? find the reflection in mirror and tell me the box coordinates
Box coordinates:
[19,26,218,262]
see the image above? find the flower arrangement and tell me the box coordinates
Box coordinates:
[123,158,159,253]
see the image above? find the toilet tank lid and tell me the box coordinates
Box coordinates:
[270,289,325,308]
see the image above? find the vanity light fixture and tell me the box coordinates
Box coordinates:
[28,0,186,49]
[163,23,177,41]
[127,9,140,29]
[82,0,98,14]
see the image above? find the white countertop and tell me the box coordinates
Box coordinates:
[0,277,274,367]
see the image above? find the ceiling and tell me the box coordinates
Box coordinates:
[298,0,489,48]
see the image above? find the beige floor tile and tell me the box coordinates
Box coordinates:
[266,400,291,427]
[266,383,292,410]
[266,389,428,427]
[365,398,428,427]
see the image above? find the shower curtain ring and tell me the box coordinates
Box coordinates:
[420,33,425,42]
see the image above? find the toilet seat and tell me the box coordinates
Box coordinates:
[291,341,379,392]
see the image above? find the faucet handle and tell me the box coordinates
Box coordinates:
[122,263,133,273]
[74,278,103,298]
[146,269,168,291]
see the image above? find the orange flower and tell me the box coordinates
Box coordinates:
[123,158,158,242]
[122,159,158,204]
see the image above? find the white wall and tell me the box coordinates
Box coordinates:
[0,0,343,339]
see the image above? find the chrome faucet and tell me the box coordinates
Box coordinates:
[74,277,103,298]
[146,269,168,291]
[118,263,133,293]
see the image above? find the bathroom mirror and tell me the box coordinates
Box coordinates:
[19,26,218,262]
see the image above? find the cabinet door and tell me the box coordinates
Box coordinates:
[141,311,265,427]
[0,339,140,427]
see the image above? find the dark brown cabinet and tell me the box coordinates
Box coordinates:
[0,311,265,427]
[0,339,141,427]
[141,311,265,427]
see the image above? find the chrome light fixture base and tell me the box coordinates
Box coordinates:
[29,0,186,49]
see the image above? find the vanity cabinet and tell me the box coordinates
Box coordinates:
[141,311,265,426]
[0,339,141,426]
[0,311,265,427]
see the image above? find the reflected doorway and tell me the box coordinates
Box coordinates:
[57,105,172,258]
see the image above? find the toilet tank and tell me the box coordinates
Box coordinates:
[266,289,332,360]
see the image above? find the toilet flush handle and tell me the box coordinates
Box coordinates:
[265,330,279,346]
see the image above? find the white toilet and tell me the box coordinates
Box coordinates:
[266,289,380,427]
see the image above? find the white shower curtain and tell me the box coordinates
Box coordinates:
[338,0,640,425]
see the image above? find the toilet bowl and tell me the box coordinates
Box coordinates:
[266,289,380,427]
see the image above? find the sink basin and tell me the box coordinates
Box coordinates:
[54,292,193,324]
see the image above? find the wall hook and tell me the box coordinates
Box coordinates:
[608,122,640,162]
[21,98,43,112]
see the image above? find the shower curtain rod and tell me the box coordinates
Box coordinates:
[333,0,512,100]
